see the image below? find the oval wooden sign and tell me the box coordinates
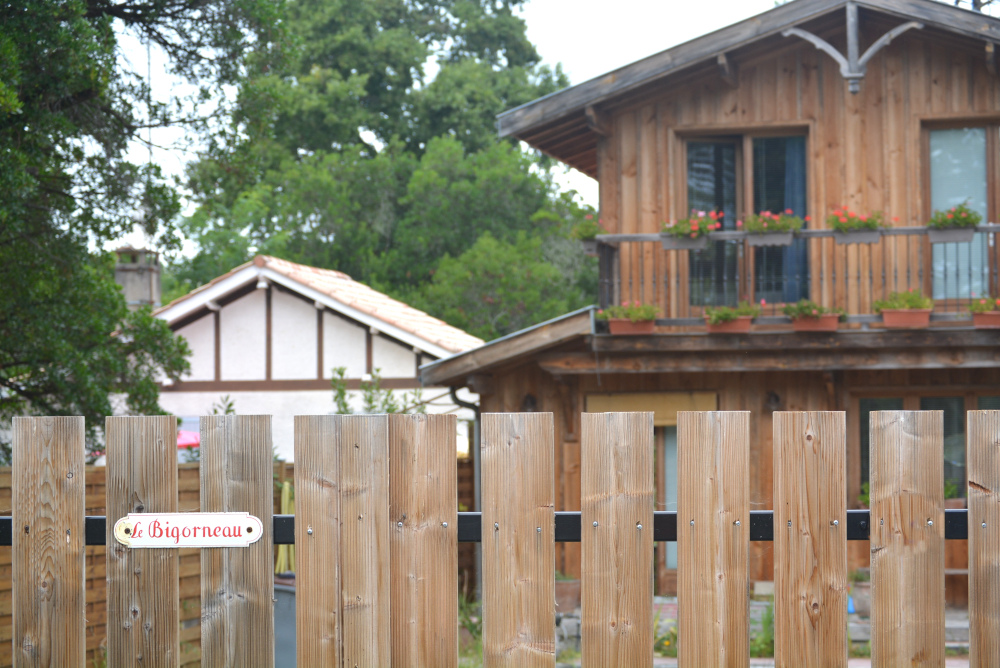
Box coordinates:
[113,512,264,548]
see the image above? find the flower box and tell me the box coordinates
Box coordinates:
[608,318,655,335]
[880,308,932,329]
[705,315,753,334]
[581,239,598,256]
[661,234,709,251]
[972,311,1000,329]
[747,232,794,247]
[791,313,840,332]
[833,230,882,245]
[927,227,975,244]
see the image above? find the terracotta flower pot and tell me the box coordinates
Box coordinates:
[972,311,1000,329]
[607,318,655,335]
[746,232,794,246]
[661,234,709,251]
[879,308,931,329]
[791,313,840,332]
[705,315,753,333]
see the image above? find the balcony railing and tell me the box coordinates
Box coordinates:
[596,225,1000,327]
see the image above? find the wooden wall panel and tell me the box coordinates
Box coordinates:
[968,410,1000,667]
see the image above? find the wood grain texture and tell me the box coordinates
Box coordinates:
[105,416,179,667]
[339,415,390,667]
[200,415,274,668]
[11,417,86,668]
[773,412,847,668]
[580,412,653,667]
[294,415,341,667]
[968,410,1000,668]
[482,413,555,668]
[869,410,944,668]
[677,411,749,668]
[389,414,458,668]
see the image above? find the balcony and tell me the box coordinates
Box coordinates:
[595,225,1000,330]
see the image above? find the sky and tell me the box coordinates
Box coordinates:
[114,0,791,248]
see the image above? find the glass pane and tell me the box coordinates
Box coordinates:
[662,426,677,569]
[978,396,1000,410]
[860,397,904,486]
[753,136,809,304]
[920,397,966,499]
[930,128,988,300]
[687,142,739,307]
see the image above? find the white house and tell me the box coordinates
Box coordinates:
[154,255,483,460]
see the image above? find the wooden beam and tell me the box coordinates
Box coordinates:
[420,308,593,387]
[539,347,1000,374]
[717,53,737,88]
[584,106,610,137]
[987,42,997,77]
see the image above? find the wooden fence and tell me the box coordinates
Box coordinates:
[6,410,999,667]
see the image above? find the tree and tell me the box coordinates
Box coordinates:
[0,0,284,454]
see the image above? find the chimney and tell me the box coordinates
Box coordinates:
[114,246,162,310]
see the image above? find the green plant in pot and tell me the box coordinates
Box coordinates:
[704,300,761,333]
[873,290,933,329]
[827,208,886,245]
[573,214,605,255]
[743,209,804,246]
[596,301,660,335]
[661,210,722,250]
[927,201,982,244]
[782,299,845,332]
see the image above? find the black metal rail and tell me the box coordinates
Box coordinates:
[0,510,970,546]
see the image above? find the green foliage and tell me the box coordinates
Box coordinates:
[969,296,1000,313]
[945,479,962,499]
[858,481,870,507]
[744,210,805,235]
[782,299,845,321]
[458,596,482,642]
[873,289,933,312]
[705,301,762,325]
[828,208,886,232]
[749,602,775,658]
[928,201,982,229]
[653,612,678,657]
[330,367,426,414]
[850,641,872,658]
[413,232,591,341]
[849,568,870,583]
[663,210,723,239]
[595,301,660,322]
[571,214,605,241]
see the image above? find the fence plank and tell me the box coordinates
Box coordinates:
[106,416,179,667]
[581,412,654,667]
[389,414,458,667]
[340,415,390,666]
[294,415,341,667]
[677,411,749,668]
[12,417,86,667]
[773,411,847,668]
[869,410,943,667]
[968,410,1000,667]
[482,413,555,668]
[200,415,274,668]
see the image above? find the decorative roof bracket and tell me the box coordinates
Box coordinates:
[783,1,923,94]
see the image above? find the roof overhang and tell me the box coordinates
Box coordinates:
[156,264,458,360]
[499,0,1000,174]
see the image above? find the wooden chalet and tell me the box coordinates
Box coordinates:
[422,0,1000,596]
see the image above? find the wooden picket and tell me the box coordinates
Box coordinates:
[3,409,992,665]
[11,417,86,668]
[105,416,179,667]
[773,412,847,667]
[968,410,1000,667]
[389,414,458,667]
[677,411,749,668]
[580,412,653,666]
[869,410,944,667]
[481,412,555,668]
[200,415,275,668]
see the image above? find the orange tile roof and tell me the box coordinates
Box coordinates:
[156,255,483,354]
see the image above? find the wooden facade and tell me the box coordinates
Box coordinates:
[423,1,1000,595]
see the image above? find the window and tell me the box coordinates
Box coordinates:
[685,135,809,307]
[929,127,991,300]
